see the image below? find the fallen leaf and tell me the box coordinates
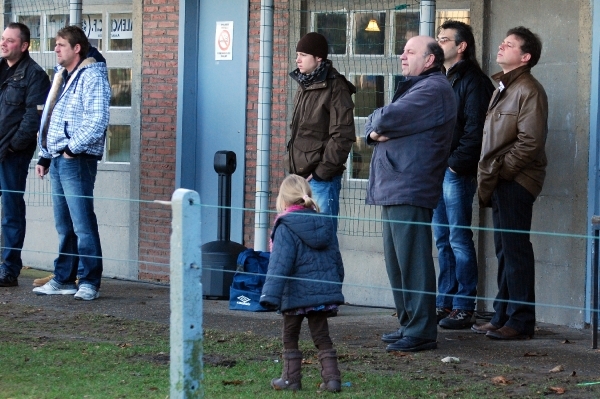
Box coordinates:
[524,351,547,357]
[491,376,511,385]
[441,356,460,363]
[571,371,577,377]
[302,359,313,365]
[561,339,571,344]
[222,380,243,385]
[549,386,565,394]
[550,365,564,373]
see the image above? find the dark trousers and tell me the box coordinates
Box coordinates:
[382,205,437,341]
[282,312,333,350]
[490,179,536,335]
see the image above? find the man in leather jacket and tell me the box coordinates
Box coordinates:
[434,21,494,329]
[0,23,50,287]
[286,32,356,231]
[473,27,548,340]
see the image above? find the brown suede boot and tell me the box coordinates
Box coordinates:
[271,349,302,391]
[318,349,341,392]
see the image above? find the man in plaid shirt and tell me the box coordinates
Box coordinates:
[33,26,110,301]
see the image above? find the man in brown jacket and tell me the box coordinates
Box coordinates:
[286,32,356,231]
[473,27,548,340]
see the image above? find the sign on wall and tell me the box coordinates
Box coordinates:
[215,21,233,60]
[82,15,103,39]
[111,14,133,39]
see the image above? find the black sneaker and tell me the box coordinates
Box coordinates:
[386,336,437,352]
[438,309,475,330]
[436,307,451,323]
[381,328,404,343]
[0,268,18,287]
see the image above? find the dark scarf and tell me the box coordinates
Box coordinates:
[293,60,329,88]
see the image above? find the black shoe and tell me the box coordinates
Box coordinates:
[381,328,404,343]
[436,307,451,323]
[438,309,475,330]
[386,336,437,352]
[0,268,18,287]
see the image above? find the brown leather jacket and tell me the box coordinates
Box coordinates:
[285,62,356,180]
[478,65,548,207]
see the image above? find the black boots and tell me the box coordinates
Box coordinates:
[271,349,303,391]
[318,349,341,392]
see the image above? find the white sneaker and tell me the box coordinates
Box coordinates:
[33,279,77,295]
[74,284,100,301]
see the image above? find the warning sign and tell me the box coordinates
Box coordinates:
[215,21,233,61]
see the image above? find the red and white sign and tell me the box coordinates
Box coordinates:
[215,21,233,61]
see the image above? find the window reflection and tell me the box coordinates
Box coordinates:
[353,75,384,118]
[394,11,419,55]
[106,125,130,162]
[109,13,133,51]
[354,12,385,55]
[46,14,69,51]
[19,16,40,52]
[82,14,103,51]
[315,13,347,55]
[108,68,132,107]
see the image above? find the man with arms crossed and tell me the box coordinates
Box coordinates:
[0,23,50,287]
[367,36,456,352]
[473,27,548,340]
[33,26,110,301]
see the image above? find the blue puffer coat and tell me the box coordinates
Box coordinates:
[260,209,344,312]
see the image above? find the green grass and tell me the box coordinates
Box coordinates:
[2,304,600,398]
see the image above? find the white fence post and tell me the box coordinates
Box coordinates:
[169,189,203,398]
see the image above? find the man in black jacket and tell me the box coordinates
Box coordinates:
[0,23,51,287]
[432,21,494,328]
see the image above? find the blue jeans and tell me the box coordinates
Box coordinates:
[0,149,34,277]
[433,169,478,311]
[490,179,536,335]
[309,174,342,232]
[50,155,103,288]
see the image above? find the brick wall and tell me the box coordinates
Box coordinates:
[243,0,290,247]
[139,0,179,282]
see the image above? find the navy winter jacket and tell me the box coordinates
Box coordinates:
[260,209,345,312]
[365,69,456,209]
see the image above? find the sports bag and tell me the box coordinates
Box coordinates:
[229,248,272,312]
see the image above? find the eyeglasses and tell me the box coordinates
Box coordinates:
[436,37,454,44]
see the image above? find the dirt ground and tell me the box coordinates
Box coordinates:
[2,268,600,397]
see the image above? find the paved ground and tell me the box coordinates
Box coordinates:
[3,268,600,382]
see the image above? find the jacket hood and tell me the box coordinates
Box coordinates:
[275,209,334,250]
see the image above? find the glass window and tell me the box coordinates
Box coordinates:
[82,14,103,51]
[354,12,385,55]
[106,125,130,162]
[314,13,347,55]
[394,11,420,55]
[350,138,372,180]
[353,75,384,118]
[109,13,133,51]
[46,14,69,51]
[108,68,132,107]
[19,16,41,52]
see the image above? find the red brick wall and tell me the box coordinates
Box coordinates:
[139,0,179,282]
[243,0,290,247]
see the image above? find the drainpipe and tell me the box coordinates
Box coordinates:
[70,0,82,27]
[253,0,274,251]
[419,0,436,37]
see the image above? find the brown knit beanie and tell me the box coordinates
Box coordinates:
[296,32,328,60]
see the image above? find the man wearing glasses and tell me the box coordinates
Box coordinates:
[433,21,494,329]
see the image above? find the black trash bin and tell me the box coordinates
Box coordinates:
[201,151,246,298]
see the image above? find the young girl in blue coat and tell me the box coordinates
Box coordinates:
[260,174,345,392]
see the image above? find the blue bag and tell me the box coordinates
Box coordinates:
[229,248,272,312]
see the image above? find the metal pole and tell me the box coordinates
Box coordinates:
[169,189,204,398]
[419,0,436,37]
[253,0,274,252]
[592,216,600,349]
[69,0,82,27]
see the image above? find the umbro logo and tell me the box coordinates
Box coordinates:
[236,295,251,306]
